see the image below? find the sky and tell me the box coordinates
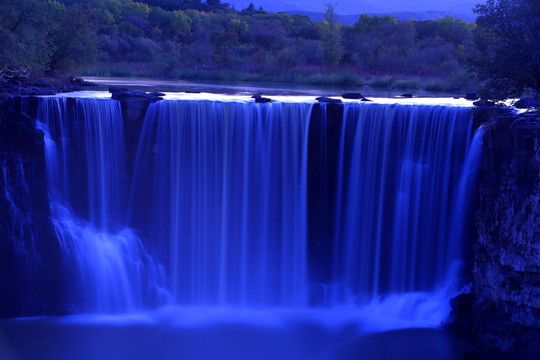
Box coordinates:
[226,0,480,20]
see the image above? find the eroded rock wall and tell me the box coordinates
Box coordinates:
[0,96,61,317]
[474,111,540,359]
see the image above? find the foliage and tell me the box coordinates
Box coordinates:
[354,14,397,33]
[0,0,483,91]
[0,0,98,74]
[0,0,60,73]
[370,76,397,88]
[395,78,420,89]
[469,0,540,99]
[320,4,342,67]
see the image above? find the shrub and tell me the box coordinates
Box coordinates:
[370,76,397,88]
[424,80,445,92]
[395,78,420,89]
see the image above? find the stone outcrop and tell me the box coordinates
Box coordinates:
[0,96,62,317]
[472,110,540,359]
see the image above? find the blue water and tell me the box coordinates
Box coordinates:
[0,94,484,359]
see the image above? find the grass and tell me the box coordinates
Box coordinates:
[394,78,420,90]
[83,62,481,94]
[369,76,397,88]
[167,68,364,87]
[423,80,445,92]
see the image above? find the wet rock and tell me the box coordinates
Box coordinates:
[69,76,97,87]
[446,292,474,336]
[473,100,496,107]
[341,93,364,99]
[0,97,62,317]
[472,111,540,359]
[109,87,163,102]
[316,96,342,104]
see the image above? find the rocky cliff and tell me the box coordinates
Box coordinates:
[0,96,62,317]
[473,110,540,359]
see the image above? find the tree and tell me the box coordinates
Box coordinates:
[321,3,342,66]
[469,0,540,99]
[49,3,100,72]
[0,0,61,73]
[354,14,397,34]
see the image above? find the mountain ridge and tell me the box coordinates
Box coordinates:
[227,0,478,20]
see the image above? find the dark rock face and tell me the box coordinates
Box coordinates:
[0,78,85,97]
[307,103,343,304]
[0,94,156,318]
[109,87,164,102]
[0,97,62,317]
[473,112,540,359]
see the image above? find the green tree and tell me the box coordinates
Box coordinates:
[354,14,397,33]
[49,3,99,72]
[209,16,248,66]
[469,0,540,99]
[0,0,61,73]
[321,3,342,66]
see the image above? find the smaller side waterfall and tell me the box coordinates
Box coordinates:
[37,97,169,313]
[1,154,40,271]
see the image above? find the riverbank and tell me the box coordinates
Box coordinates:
[83,64,479,96]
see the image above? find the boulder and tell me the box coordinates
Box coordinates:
[341,93,364,99]
[316,96,342,104]
[109,87,163,102]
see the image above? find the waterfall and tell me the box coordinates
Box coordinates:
[36,97,168,313]
[129,100,312,307]
[329,103,478,309]
[1,155,40,271]
[30,95,483,322]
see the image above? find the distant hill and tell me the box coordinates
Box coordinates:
[227,0,478,21]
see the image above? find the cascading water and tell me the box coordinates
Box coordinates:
[29,94,483,323]
[36,97,168,313]
[0,94,487,360]
[1,154,40,272]
[129,100,311,307]
[330,104,476,308]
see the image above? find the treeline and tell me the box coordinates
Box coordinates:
[1,0,477,90]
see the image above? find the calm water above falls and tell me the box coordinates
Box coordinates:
[0,94,483,359]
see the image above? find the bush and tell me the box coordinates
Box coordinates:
[395,78,420,89]
[424,80,445,92]
[370,76,397,88]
